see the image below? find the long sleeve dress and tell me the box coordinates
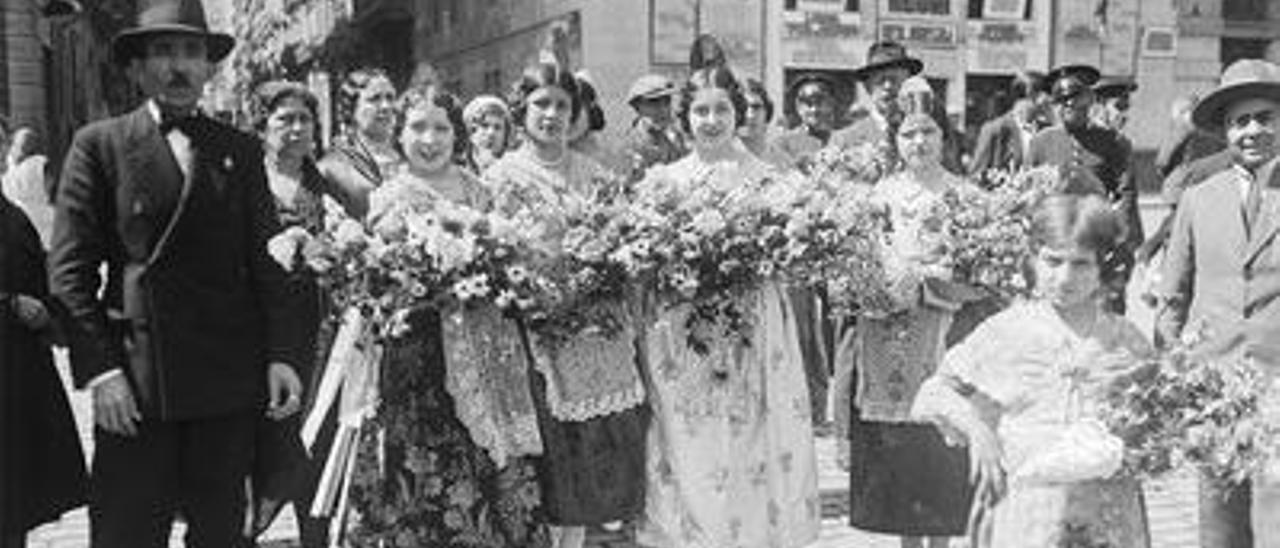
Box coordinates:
[635,153,821,548]
[0,195,86,539]
[932,301,1152,548]
[841,169,974,536]
[485,149,651,526]
[347,168,549,548]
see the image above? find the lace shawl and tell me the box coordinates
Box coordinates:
[854,170,961,422]
[442,307,543,466]
[366,170,543,464]
[485,151,648,421]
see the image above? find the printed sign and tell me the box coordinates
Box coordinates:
[880,20,957,48]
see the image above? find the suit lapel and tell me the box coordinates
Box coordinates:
[123,107,197,267]
[1245,163,1280,266]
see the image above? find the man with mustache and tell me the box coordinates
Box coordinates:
[47,1,304,546]
[1157,58,1280,548]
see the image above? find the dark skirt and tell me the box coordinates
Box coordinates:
[0,332,87,537]
[848,417,973,536]
[529,369,649,525]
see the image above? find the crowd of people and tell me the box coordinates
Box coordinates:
[4,0,1280,547]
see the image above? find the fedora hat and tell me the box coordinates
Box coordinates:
[112,0,235,64]
[1192,59,1280,130]
[850,41,923,81]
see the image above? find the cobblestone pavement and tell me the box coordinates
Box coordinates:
[28,199,1202,548]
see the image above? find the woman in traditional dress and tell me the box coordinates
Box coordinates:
[318,67,403,218]
[242,80,367,548]
[347,86,549,548]
[634,58,821,548]
[913,194,1152,548]
[485,61,650,548]
[463,95,513,175]
[835,81,977,548]
[0,190,86,548]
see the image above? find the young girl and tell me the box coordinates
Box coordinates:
[913,193,1153,547]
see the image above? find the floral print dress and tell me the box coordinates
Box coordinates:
[347,169,549,548]
[636,154,821,548]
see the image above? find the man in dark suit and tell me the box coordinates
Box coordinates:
[46,1,304,546]
[968,70,1050,182]
[1157,58,1280,548]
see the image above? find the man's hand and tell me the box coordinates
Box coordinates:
[93,373,140,436]
[10,294,50,330]
[266,361,303,421]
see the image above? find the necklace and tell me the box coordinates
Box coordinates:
[526,146,567,170]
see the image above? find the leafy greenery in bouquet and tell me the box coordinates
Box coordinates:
[518,198,645,348]
[925,166,1061,299]
[806,141,896,185]
[623,165,893,353]
[267,199,543,339]
[1104,331,1280,486]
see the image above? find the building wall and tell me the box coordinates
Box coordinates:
[410,0,1279,154]
[413,0,651,148]
[3,0,47,133]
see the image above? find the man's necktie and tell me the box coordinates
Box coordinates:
[1245,178,1263,234]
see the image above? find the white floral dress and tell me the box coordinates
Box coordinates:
[637,154,821,548]
[937,301,1153,548]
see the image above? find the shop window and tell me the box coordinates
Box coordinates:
[785,0,860,11]
[1223,0,1268,21]
[967,0,1031,19]
[1221,37,1269,67]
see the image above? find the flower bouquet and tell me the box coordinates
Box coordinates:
[1104,330,1280,486]
[806,140,895,187]
[926,166,1061,299]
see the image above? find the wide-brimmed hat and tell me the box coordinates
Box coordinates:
[113,0,235,64]
[1192,59,1280,130]
[627,74,679,106]
[850,41,923,81]
[1093,75,1138,99]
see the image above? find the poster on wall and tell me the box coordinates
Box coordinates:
[651,0,698,65]
[1141,27,1177,58]
[880,20,957,49]
[650,0,763,77]
[781,9,869,68]
[701,0,764,78]
[982,0,1027,20]
[435,11,583,97]
[966,20,1040,73]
